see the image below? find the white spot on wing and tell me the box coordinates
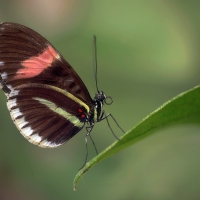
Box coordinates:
[22,126,33,136]
[1,72,7,79]
[39,139,61,148]
[0,61,4,66]
[50,142,62,147]
[40,140,52,147]
[9,90,19,97]
[56,54,61,60]
[10,108,23,119]
[16,117,28,129]
[29,134,42,143]
[7,98,17,108]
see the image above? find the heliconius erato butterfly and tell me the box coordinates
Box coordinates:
[0,22,124,166]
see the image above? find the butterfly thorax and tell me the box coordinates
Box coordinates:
[86,91,107,126]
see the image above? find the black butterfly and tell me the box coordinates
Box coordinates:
[0,22,124,166]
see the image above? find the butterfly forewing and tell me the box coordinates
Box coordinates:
[0,22,93,147]
[0,22,93,104]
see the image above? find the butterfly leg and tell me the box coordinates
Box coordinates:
[79,124,98,170]
[106,113,125,133]
[88,132,98,155]
[104,114,120,140]
[99,112,125,140]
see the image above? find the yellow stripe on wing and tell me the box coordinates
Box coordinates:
[17,83,91,113]
[34,97,84,128]
[52,85,90,113]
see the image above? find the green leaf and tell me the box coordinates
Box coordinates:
[73,86,200,190]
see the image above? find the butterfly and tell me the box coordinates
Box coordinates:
[0,22,124,165]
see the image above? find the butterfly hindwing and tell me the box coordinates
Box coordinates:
[7,83,85,147]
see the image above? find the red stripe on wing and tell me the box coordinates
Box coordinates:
[16,45,58,79]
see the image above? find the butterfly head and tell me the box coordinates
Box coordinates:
[94,91,113,105]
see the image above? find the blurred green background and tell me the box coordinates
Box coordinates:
[0,1,200,199]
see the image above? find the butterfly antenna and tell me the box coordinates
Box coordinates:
[93,35,99,92]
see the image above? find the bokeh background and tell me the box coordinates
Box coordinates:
[0,1,200,199]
